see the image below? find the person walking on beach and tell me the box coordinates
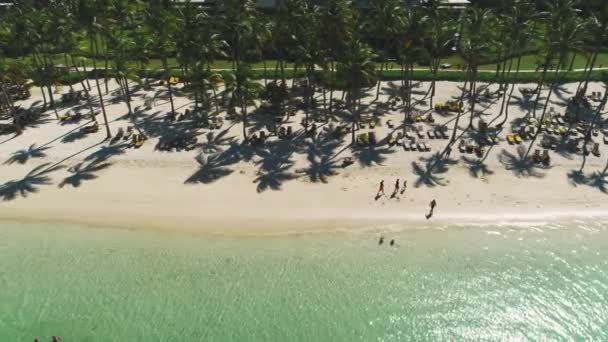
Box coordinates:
[426,199,437,220]
[391,179,400,198]
[400,180,407,195]
[377,180,385,198]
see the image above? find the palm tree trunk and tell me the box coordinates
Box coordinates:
[532,54,553,118]
[104,44,110,94]
[328,61,335,116]
[70,55,88,93]
[91,35,112,139]
[263,60,268,86]
[526,64,562,157]
[81,61,92,91]
[498,55,522,128]
[467,65,478,130]
[442,74,470,157]
[162,57,176,118]
[291,63,298,90]
[374,61,384,102]
[64,54,75,93]
[581,51,598,96]
[568,52,576,71]
[430,59,439,109]
[490,56,515,127]
[40,86,47,108]
[576,53,592,95]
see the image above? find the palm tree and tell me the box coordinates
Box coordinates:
[77,0,112,139]
[337,39,376,144]
[224,0,258,141]
[319,0,356,117]
[363,0,405,102]
[147,0,179,119]
[422,0,455,109]
[527,0,585,156]
[578,11,608,96]
[458,6,494,130]
[492,0,537,128]
[398,5,426,123]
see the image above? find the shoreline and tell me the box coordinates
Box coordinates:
[2,205,607,237]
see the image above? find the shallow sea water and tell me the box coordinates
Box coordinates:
[0,221,607,341]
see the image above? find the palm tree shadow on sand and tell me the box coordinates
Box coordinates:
[59,160,113,188]
[299,132,342,183]
[352,144,395,167]
[0,163,65,201]
[567,161,608,194]
[185,149,239,185]
[4,144,51,165]
[462,155,495,179]
[498,145,550,178]
[253,140,298,192]
[411,152,458,188]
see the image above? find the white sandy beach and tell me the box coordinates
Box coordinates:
[1,79,607,234]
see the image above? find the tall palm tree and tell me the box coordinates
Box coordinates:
[147,0,179,119]
[422,0,455,109]
[319,0,356,117]
[578,11,608,96]
[491,0,537,128]
[363,0,405,102]
[77,0,112,139]
[337,39,376,144]
[224,0,258,141]
[398,4,426,123]
[458,5,494,130]
[527,0,585,156]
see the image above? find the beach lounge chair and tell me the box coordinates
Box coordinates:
[134,135,146,148]
[592,143,600,157]
[458,140,466,153]
[465,143,474,154]
[507,135,515,144]
[112,127,124,143]
[542,150,551,166]
[410,142,417,151]
[81,123,98,134]
[124,126,133,141]
[515,135,523,144]
[58,113,70,122]
[416,142,424,151]
[341,157,354,167]
[386,120,394,129]
[427,130,436,139]
[402,140,410,151]
[357,133,369,146]
[423,142,431,152]
[416,128,424,139]
[388,134,396,147]
[533,149,542,163]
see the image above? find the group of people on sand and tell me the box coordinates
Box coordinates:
[376,179,407,199]
[375,180,437,220]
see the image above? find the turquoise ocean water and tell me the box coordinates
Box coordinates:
[1,220,607,341]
